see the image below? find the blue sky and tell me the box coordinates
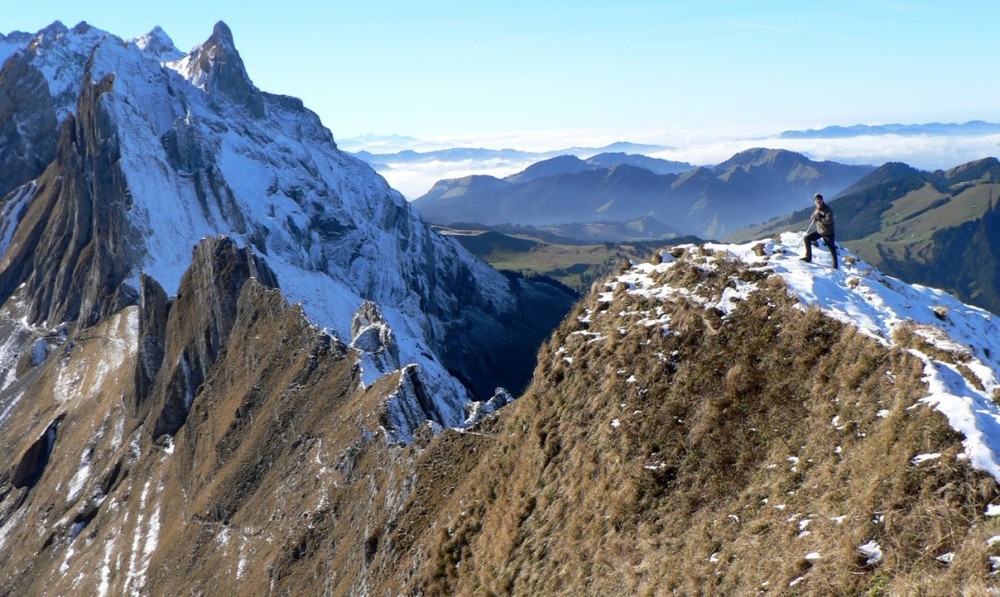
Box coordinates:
[4,1,1000,149]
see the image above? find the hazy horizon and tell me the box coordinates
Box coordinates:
[339,122,1000,199]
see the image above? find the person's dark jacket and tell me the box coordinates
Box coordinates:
[813,203,835,237]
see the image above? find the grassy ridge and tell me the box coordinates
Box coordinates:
[439,226,698,292]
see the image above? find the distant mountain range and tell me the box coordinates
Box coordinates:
[350,142,678,170]
[780,120,1000,139]
[734,157,1000,314]
[412,148,874,239]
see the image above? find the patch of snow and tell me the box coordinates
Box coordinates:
[936,552,955,564]
[805,552,821,561]
[110,416,125,453]
[30,339,49,366]
[987,504,1000,517]
[66,448,94,502]
[858,540,883,565]
[0,390,25,428]
[98,538,114,597]
[0,508,27,552]
[59,541,75,573]
[125,479,161,595]
[0,182,36,256]
[911,453,941,466]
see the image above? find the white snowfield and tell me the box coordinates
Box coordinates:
[607,232,1000,483]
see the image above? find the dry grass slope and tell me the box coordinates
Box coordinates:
[389,251,1000,596]
[4,243,1000,596]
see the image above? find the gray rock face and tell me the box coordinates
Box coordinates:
[185,21,265,118]
[9,415,62,489]
[351,301,401,371]
[0,19,574,436]
[131,274,169,416]
[0,74,139,329]
[0,51,59,199]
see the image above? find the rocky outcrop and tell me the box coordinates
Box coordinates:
[144,236,278,438]
[131,274,169,416]
[183,21,265,118]
[0,50,59,199]
[350,300,400,373]
[9,415,62,489]
[0,72,139,329]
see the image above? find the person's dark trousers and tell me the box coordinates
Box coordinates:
[804,232,839,269]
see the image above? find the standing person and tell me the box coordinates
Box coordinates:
[802,193,838,269]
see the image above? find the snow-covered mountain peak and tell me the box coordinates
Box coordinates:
[166,20,264,117]
[603,232,1000,480]
[0,21,574,440]
[30,20,69,43]
[130,25,183,61]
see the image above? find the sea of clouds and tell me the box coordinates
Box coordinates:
[338,126,1000,200]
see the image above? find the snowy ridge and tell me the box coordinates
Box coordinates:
[1,22,525,429]
[605,232,1000,481]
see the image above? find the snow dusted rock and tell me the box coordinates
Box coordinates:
[350,301,401,382]
[0,21,579,596]
[381,364,455,443]
[130,26,183,61]
[0,50,59,198]
[172,21,265,118]
[463,386,514,426]
[0,20,573,432]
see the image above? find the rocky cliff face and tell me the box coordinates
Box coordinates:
[0,20,575,421]
[0,21,575,595]
[0,50,59,199]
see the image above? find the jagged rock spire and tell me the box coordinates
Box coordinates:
[185,21,265,117]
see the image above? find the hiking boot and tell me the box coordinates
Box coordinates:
[800,257,811,263]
